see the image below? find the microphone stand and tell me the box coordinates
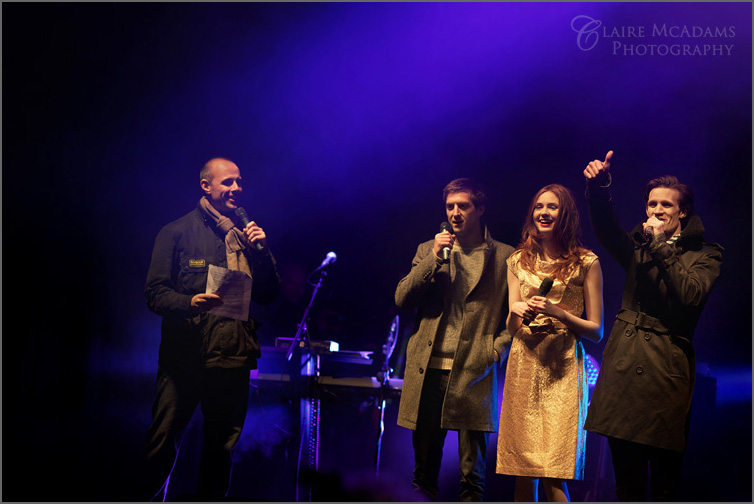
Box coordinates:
[286,268,328,362]
[374,315,399,477]
[287,265,329,502]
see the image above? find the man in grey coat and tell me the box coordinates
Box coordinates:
[396,178,514,501]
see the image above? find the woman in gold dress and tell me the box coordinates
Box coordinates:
[496,184,604,501]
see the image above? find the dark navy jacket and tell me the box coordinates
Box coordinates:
[145,204,280,371]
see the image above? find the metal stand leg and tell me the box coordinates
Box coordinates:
[298,352,320,501]
[375,315,399,477]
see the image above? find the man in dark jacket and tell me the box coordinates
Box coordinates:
[396,178,513,501]
[144,158,280,500]
[582,151,722,501]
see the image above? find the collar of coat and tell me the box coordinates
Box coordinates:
[630,213,711,249]
[482,226,495,249]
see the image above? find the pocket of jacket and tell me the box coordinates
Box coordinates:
[179,256,210,291]
[668,337,691,379]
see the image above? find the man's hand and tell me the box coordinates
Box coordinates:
[584,150,613,180]
[643,216,666,238]
[433,229,455,259]
[191,293,223,314]
[243,221,267,251]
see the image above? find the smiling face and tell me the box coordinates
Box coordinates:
[533,190,560,236]
[646,187,686,238]
[200,159,243,215]
[445,191,484,242]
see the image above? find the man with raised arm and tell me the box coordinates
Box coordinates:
[582,151,722,501]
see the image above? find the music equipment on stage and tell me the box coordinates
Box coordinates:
[250,341,402,391]
[251,332,403,501]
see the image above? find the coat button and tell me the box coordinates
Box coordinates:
[419,367,424,374]
[636,366,644,375]
[625,329,633,337]
[644,333,651,341]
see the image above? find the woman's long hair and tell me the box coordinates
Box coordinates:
[517,184,589,281]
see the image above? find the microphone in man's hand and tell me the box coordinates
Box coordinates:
[234,207,264,251]
[439,222,452,261]
[523,277,554,326]
[633,223,656,243]
[644,226,655,241]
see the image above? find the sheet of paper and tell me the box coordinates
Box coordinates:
[205,264,252,321]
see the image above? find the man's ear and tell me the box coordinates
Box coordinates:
[200,179,211,194]
[680,211,687,219]
[478,205,485,217]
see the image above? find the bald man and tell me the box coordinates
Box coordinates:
[144,158,280,500]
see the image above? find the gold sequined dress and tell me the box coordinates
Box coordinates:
[496,250,597,480]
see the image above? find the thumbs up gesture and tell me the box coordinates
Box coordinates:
[584,150,613,181]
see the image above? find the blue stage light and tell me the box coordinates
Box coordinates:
[585,353,600,389]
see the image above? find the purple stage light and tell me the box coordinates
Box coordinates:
[585,353,600,389]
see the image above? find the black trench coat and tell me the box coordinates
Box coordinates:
[583,183,723,452]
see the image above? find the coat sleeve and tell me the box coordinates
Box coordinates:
[249,250,281,306]
[494,329,512,363]
[395,242,444,310]
[586,181,635,272]
[648,237,723,309]
[493,246,513,363]
[144,225,194,318]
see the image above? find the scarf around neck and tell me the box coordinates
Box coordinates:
[198,196,252,277]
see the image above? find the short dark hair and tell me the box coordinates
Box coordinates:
[644,175,694,216]
[442,178,488,208]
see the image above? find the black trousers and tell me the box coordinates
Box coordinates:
[608,436,684,501]
[145,366,250,501]
[412,368,489,502]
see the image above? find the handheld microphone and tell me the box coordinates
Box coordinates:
[234,207,264,251]
[439,222,452,261]
[523,277,554,326]
[644,226,654,240]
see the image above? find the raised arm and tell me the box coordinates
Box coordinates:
[395,230,455,310]
[584,151,635,271]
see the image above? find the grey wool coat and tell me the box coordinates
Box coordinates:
[396,229,514,432]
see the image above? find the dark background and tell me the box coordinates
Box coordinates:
[3,2,751,501]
